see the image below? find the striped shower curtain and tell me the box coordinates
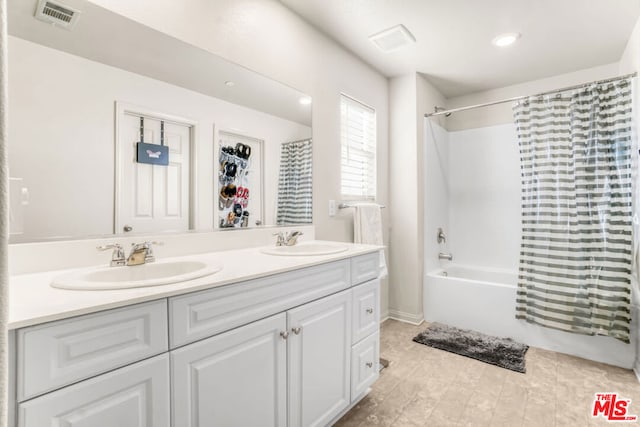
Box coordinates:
[276,139,312,225]
[513,78,635,343]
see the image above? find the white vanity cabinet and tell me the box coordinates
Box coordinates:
[11,250,382,427]
[172,289,353,427]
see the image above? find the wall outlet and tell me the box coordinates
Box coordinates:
[329,200,337,217]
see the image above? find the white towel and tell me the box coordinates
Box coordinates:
[353,203,388,278]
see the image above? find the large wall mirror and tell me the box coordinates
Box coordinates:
[7,0,313,243]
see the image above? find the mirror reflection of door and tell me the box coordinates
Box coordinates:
[117,110,193,234]
[216,131,264,228]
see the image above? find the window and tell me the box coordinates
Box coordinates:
[340,94,376,200]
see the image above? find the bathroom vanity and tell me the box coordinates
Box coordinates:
[8,243,381,427]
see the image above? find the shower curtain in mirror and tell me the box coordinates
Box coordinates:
[513,77,635,343]
[276,139,312,225]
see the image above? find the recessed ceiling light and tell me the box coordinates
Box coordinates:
[369,24,416,53]
[299,96,312,105]
[224,80,235,87]
[492,32,521,47]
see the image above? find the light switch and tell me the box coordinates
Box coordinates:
[329,200,337,217]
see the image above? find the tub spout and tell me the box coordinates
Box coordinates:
[438,252,453,261]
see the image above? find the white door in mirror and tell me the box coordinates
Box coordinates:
[118,112,192,234]
[50,260,222,290]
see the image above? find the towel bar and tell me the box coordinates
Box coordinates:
[338,203,385,209]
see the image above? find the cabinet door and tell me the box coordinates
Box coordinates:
[171,313,287,427]
[288,289,352,427]
[19,354,170,427]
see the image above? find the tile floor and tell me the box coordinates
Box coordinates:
[335,320,640,427]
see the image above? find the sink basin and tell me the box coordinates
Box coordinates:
[260,242,349,256]
[51,260,222,290]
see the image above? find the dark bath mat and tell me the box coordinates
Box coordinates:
[412,323,529,373]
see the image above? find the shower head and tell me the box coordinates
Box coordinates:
[434,106,452,117]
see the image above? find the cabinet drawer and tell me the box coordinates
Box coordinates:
[170,259,350,348]
[352,279,380,344]
[351,252,379,285]
[17,300,168,401]
[18,354,170,427]
[350,331,379,402]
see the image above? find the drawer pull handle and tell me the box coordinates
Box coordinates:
[366,308,374,314]
[366,362,373,368]
[280,331,289,340]
[292,327,302,335]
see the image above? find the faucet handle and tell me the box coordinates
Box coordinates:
[136,241,163,263]
[273,232,285,246]
[97,243,126,267]
[146,241,163,255]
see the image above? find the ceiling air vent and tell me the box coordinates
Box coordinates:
[34,0,80,30]
[369,24,416,53]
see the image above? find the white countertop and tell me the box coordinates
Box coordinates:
[9,241,381,330]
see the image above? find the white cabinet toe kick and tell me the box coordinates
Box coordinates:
[10,251,381,427]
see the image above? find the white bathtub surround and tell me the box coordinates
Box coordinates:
[423,265,638,368]
[353,203,387,278]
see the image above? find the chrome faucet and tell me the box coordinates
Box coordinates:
[273,231,304,246]
[126,241,162,266]
[285,231,303,246]
[97,243,126,267]
[438,252,453,261]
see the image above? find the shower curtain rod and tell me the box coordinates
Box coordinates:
[424,72,638,118]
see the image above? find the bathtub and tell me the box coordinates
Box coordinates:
[423,264,638,369]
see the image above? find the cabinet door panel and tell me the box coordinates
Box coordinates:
[18,300,168,401]
[18,354,170,427]
[351,332,380,401]
[172,313,287,427]
[170,260,350,348]
[351,252,379,285]
[352,279,380,344]
[288,290,352,427]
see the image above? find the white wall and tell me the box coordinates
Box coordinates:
[8,36,310,241]
[388,73,446,324]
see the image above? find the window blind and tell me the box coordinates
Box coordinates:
[340,94,376,199]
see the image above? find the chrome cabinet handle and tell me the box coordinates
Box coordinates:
[280,331,289,340]
[366,362,373,368]
[292,327,302,335]
[366,308,373,314]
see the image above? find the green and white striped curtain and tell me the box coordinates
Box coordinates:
[513,78,635,343]
[276,139,312,225]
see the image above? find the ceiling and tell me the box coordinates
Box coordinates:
[280,0,640,97]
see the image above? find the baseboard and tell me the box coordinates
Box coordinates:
[387,309,424,325]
